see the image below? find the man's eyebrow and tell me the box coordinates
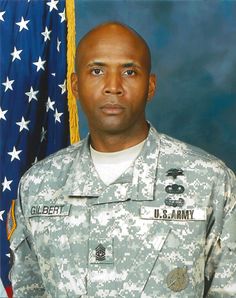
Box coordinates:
[87,61,106,67]
[122,62,141,68]
[87,61,141,68]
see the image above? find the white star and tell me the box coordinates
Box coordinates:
[6,254,10,258]
[57,38,61,52]
[16,116,30,132]
[8,146,22,162]
[41,127,47,142]
[11,46,23,62]
[2,177,13,192]
[0,107,8,121]
[33,56,46,72]
[59,9,66,23]
[51,73,56,77]
[2,77,14,92]
[41,26,52,42]
[25,86,39,102]
[0,210,5,221]
[47,0,59,12]
[54,108,63,123]
[58,80,66,94]
[16,17,30,32]
[46,96,55,112]
[0,11,6,22]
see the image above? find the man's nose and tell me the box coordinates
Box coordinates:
[103,72,124,96]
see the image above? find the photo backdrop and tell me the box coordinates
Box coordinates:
[75,0,236,172]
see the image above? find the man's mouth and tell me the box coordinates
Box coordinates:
[100,104,125,115]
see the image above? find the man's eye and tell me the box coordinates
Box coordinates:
[124,69,136,76]
[91,68,103,75]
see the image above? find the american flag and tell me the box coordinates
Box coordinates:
[0,0,73,296]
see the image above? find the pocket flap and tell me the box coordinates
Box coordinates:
[119,229,170,297]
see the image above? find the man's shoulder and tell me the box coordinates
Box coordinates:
[22,138,86,183]
[158,131,228,172]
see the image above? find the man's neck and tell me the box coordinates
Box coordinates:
[89,123,149,152]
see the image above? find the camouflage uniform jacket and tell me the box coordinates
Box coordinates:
[10,125,236,298]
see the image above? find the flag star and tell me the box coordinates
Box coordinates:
[54,108,63,123]
[41,127,47,142]
[2,177,13,192]
[0,107,8,121]
[51,73,56,77]
[58,80,66,94]
[57,38,61,52]
[11,46,23,62]
[47,0,59,12]
[16,116,30,132]
[41,26,52,42]
[59,9,66,23]
[46,96,55,112]
[0,210,5,221]
[8,146,22,162]
[2,77,14,92]
[6,254,10,258]
[0,11,6,22]
[25,86,39,102]
[33,56,46,72]
[16,17,30,32]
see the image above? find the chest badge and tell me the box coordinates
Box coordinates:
[165,197,185,207]
[95,244,106,261]
[166,168,184,179]
[166,267,189,292]
[165,184,185,194]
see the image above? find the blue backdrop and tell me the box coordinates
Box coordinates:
[75,0,236,172]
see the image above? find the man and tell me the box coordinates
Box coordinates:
[10,22,236,297]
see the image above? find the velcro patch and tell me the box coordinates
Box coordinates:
[29,204,71,217]
[89,238,114,264]
[140,206,207,221]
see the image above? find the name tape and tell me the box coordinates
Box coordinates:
[140,206,206,221]
[30,205,70,217]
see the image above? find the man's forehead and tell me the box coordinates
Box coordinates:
[78,26,146,52]
[76,22,151,72]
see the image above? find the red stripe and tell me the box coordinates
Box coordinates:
[5,285,13,298]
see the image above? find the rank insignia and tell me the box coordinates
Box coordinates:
[7,200,17,240]
[165,184,185,194]
[95,244,106,261]
[166,267,189,292]
[165,197,185,207]
[166,168,184,179]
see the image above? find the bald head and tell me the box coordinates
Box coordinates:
[75,22,152,74]
[71,21,157,143]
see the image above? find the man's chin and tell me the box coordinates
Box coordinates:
[96,119,128,135]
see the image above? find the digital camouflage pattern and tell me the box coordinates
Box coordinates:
[10,125,236,297]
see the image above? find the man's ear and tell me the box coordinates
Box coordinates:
[147,73,157,102]
[71,72,79,99]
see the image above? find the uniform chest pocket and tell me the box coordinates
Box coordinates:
[26,212,87,297]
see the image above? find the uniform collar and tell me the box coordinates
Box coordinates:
[62,124,161,202]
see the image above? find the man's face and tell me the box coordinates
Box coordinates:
[71,26,156,136]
